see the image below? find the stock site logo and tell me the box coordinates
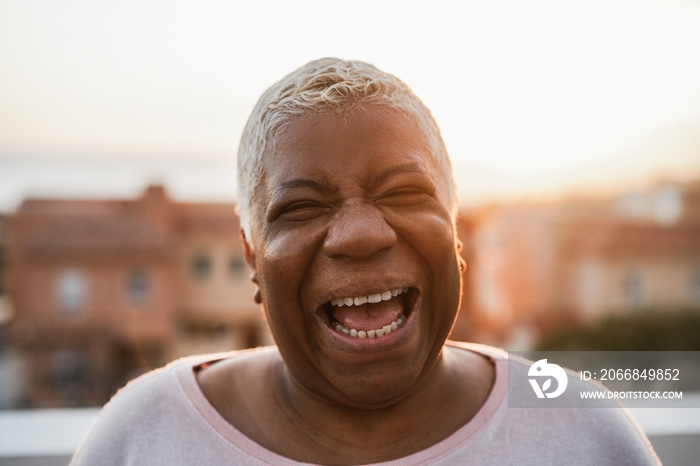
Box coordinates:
[528,359,568,399]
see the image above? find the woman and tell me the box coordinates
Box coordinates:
[72,58,659,465]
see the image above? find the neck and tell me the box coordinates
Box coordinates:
[269,347,490,464]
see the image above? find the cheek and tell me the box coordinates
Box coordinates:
[394,210,461,308]
[256,230,331,368]
[256,227,324,308]
[395,209,456,259]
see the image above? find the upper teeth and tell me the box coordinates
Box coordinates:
[330,287,408,307]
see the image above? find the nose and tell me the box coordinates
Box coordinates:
[323,199,397,259]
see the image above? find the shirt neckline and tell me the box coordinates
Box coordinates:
[176,342,508,465]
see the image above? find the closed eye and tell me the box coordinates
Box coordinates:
[278,201,331,221]
[377,187,431,207]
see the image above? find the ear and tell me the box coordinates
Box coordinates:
[458,256,467,273]
[455,239,467,272]
[241,229,263,304]
[240,229,256,272]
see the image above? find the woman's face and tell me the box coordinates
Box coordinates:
[246,105,463,407]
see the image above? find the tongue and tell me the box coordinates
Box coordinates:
[332,298,404,331]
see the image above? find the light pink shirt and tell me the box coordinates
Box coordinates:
[71,342,659,465]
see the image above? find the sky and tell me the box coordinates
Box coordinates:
[1,0,699,212]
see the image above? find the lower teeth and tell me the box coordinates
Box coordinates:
[332,315,406,339]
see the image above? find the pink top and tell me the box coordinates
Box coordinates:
[71,342,659,465]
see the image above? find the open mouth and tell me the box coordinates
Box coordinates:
[322,287,415,339]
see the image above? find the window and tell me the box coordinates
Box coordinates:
[52,349,85,403]
[56,269,88,315]
[229,256,246,276]
[52,349,84,384]
[127,269,149,304]
[623,271,645,308]
[192,254,212,280]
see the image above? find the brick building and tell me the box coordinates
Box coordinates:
[565,219,700,320]
[6,185,268,408]
[463,181,700,349]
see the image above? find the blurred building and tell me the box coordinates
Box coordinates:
[565,219,700,321]
[462,181,700,349]
[5,185,269,408]
[0,214,9,322]
[0,213,22,409]
[566,182,700,320]
[172,198,268,357]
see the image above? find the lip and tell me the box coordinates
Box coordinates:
[314,287,420,353]
[313,281,416,311]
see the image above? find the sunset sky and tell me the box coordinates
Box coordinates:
[1,0,699,211]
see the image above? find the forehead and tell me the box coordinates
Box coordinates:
[267,105,437,180]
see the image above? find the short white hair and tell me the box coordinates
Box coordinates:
[237,57,456,239]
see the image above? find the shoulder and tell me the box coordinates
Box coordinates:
[71,349,274,465]
[505,351,659,464]
[443,342,659,464]
[97,353,217,416]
